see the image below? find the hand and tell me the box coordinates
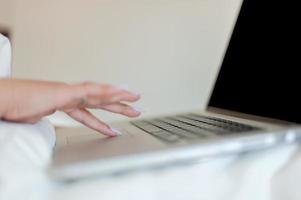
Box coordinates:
[0,79,141,136]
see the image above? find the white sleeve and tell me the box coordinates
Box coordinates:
[0,34,12,78]
[0,119,56,200]
[0,34,57,199]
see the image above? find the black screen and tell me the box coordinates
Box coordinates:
[208,0,300,124]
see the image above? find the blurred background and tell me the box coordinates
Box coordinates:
[0,0,242,126]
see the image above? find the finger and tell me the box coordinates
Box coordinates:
[80,83,141,107]
[100,103,141,118]
[66,108,119,137]
[90,87,140,105]
[57,83,140,113]
[108,90,141,104]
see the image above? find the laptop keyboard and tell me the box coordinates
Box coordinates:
[131,114,260,143]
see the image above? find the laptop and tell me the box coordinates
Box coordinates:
[50,0,301,181]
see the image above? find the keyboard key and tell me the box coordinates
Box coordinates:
[189,114,256,130]
[170,116,230,134]
[150,130,180,142]
[132,121,163,133]
[132,121,180,142]
[131,113,259,143]
[159,118,214,136]
[149,120,200,139]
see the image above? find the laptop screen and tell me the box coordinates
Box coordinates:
[208,0,300,124]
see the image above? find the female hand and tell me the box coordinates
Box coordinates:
[0,79,141,136]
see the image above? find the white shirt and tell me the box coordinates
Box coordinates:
[0,34,56,200]
[0,34,12,78]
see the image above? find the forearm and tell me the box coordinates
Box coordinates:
[0,78,68,122]
[0,78,140,136]
[0,79,15,118]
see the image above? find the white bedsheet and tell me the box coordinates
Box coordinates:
[0,119,300,200]
[51,144,298,200]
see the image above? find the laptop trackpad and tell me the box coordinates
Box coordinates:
[56,127,132,147]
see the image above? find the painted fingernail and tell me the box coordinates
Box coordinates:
[133,106,146,113]
[133,106,144,113]
[118,84,130,91]
[111,128,123,136]
[117,84,140,96]
[132,91,141,96]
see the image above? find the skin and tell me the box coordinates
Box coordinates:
[0,79,141,137]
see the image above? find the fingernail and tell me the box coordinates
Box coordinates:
[118,84,130,91]
[117,84,140,96]
[132,91,141,96]
[133,106,142,113]
[111,128,123,136]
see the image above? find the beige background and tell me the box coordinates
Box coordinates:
[0,0,242,125]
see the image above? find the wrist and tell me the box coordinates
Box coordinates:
[0,79,15,119]
[54,82,87,112]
